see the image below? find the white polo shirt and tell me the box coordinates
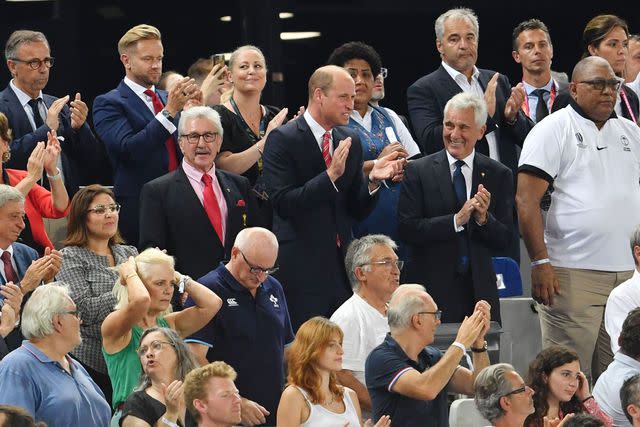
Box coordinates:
[605,269,640,354]
[519,104,640,271]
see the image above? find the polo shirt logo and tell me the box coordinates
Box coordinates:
[270,294,279,308]
[621,135,631,151]
[575,132,586,148]
[227,298,239,307]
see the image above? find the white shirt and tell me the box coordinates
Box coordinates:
[0,245,18,283]
[349,106,421,158]
[441,61,500,162]
[519,105,640,271]
[628,74,640,98]
[593,352,640,427]
[123,77,176,134]
[605,269,640,353]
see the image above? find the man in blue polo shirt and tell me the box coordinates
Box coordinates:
[365,284,491,427]
[186,227,294,426]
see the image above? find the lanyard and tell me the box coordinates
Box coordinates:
[522,80,557,118]
[229,97,267,171]
[620,87,638,124]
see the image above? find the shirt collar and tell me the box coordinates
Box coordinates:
[349,106,373,125]
[219,263,265,294]
[441,61,479,83]
[523,78,554,96]
[21,341,73,366]
[445,149,475,169]
[10,79,42,106]
[303,110,331,143]
[0,244,14,258]
[614,351,640,369]
[182,158,216,183]
[124,76,156,98]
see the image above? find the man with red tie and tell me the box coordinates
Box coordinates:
[93,24,199,244]
[139,106,256,279]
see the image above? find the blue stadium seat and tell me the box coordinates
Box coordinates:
[493,257,523,297]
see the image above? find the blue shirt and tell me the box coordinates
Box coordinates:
[366,333,448,427]
[185,263,294,425]
[0,341,111,426]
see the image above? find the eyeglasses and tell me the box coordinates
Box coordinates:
[238,250,279,275]
[502,386,528,398]
[380,67,388,79]
[137,340,175,357]
[87,203,121,215]
[181,132,220,144]
[60,310,81,321]
[417,310,442,321]
[577,78,622,92]
[10,57,55,70]
[361,259,404,270]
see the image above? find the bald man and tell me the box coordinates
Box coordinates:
[517,56,640,380]
[262,65,404,330]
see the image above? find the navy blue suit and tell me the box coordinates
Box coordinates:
[262,117,377,330]
[1,242,39,358]
[93,81,181,244]
[0,86,104,196]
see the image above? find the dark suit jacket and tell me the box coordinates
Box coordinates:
[262,117,377,327]
[0,86,104,195]
[398,150,514,323]
[139,166,254,279]
[407,65,533,174]
[1,242,39,358]
[552,83,640,121]
[93,80,182,244]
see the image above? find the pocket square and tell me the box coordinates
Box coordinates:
[236,199,246,207]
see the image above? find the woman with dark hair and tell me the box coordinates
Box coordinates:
[553,14,639,123]
[277,316,390,427]
[0,405,47,427]
[57,184,138,403]
[120,327,197,427]
[525,346,612,427]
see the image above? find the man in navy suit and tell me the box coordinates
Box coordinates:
[0,30,103,196]
[398,93,514,323]
[93,24,199,244]
[0,184,60,356]
[262,65,405,330]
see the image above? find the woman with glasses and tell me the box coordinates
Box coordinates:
[524,346,612,427]
[57,184,138,404]
[0,112,70,253]
[213,45,290,228]
[101,248,221,424]
[277,316,391,427]
[120,327,197,427]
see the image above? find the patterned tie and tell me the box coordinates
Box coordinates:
[27,98,45,129]
[532,89,549,122]
[143,89,178,171]
[453,160,469,273]
[1,251,18,284]
[321,131,332,168]
[201,174,224,244]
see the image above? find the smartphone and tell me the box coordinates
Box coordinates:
[210,54,225,67]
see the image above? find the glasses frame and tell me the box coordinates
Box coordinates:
[137,340,175,357]
[60,310,81,321]
[87,203,121,215]
[417,310,443,321]
[577,78,622,93]
[238,250,279,276]
[361,259,404,270]
[180,132,220,145]
[501,386,528,398]
[380,67,388,79]
[10,57,55,70]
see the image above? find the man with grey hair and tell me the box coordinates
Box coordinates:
[517,56,640,380]
[0,30,103,197]
[621,374,640,426]
[0,184,59,357]
[0,283,111,426]
[399,92,514,323]
[330,234,401,414]
[185,227,293,426]
[140,106,256,279]
[474,363,534,426]
[365,284,491,426]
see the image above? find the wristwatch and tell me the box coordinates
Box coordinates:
[177,275,191,293]
[161,109,174,121]
[470,340,488,353]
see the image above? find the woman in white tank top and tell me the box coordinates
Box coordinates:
[277,317,391,427]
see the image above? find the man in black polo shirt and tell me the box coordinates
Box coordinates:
[365,284,491,427]
[185,227,294,426]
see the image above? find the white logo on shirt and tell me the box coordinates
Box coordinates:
[621,135,631,151]
[575,132,586,148]
[227,298,239,307]
[269,294,279,308]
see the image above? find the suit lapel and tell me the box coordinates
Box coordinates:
[298,117,327,171]
[472,153,489,193]
[433,151,458,212]
[118,81,155,122]
[1,87,34,136]
[436,66,463,98]
[215,170,238,247]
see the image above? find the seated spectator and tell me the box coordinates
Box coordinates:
[0,282,111,426]
[184,361,242,427]
[101,248,221,420]
[605,224,640,355]
[594,307,640,426]
[158,71,185,92]
[525,346,612,427]
[563,413,604,427]
[365,284,490,427]
[0,283,23,359]
[0,405,46,427]
[186,227,293,426]
[57,184,138,403]
[474,363,535,427]
[1,113,70,252]
[278,316,391,427]
[621,374,640,426]
[330,234,400,415]
[121,327,197,427]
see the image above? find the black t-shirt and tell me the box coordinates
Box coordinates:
[120,390,196,427]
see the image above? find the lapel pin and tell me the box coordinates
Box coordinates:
[226,188,230,193]
[481,172,485,177]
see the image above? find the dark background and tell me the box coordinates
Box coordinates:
[0,0,636,120]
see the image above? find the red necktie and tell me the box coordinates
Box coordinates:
[144,89,178,172]
[201,174,224,244]
[322,131,332,168]
[1,252,18,284]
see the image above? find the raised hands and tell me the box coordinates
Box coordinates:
[327,137,352,182]
[504,83,526,123]
[45,95,69,131]
[471,184,491,225]
[43,130,62,176]
[165,77,200,116]
[455,300,491,348]
[370,150,407,183]
[162,380,186,420]
[201,63,228,106]
[70,93,89,129]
